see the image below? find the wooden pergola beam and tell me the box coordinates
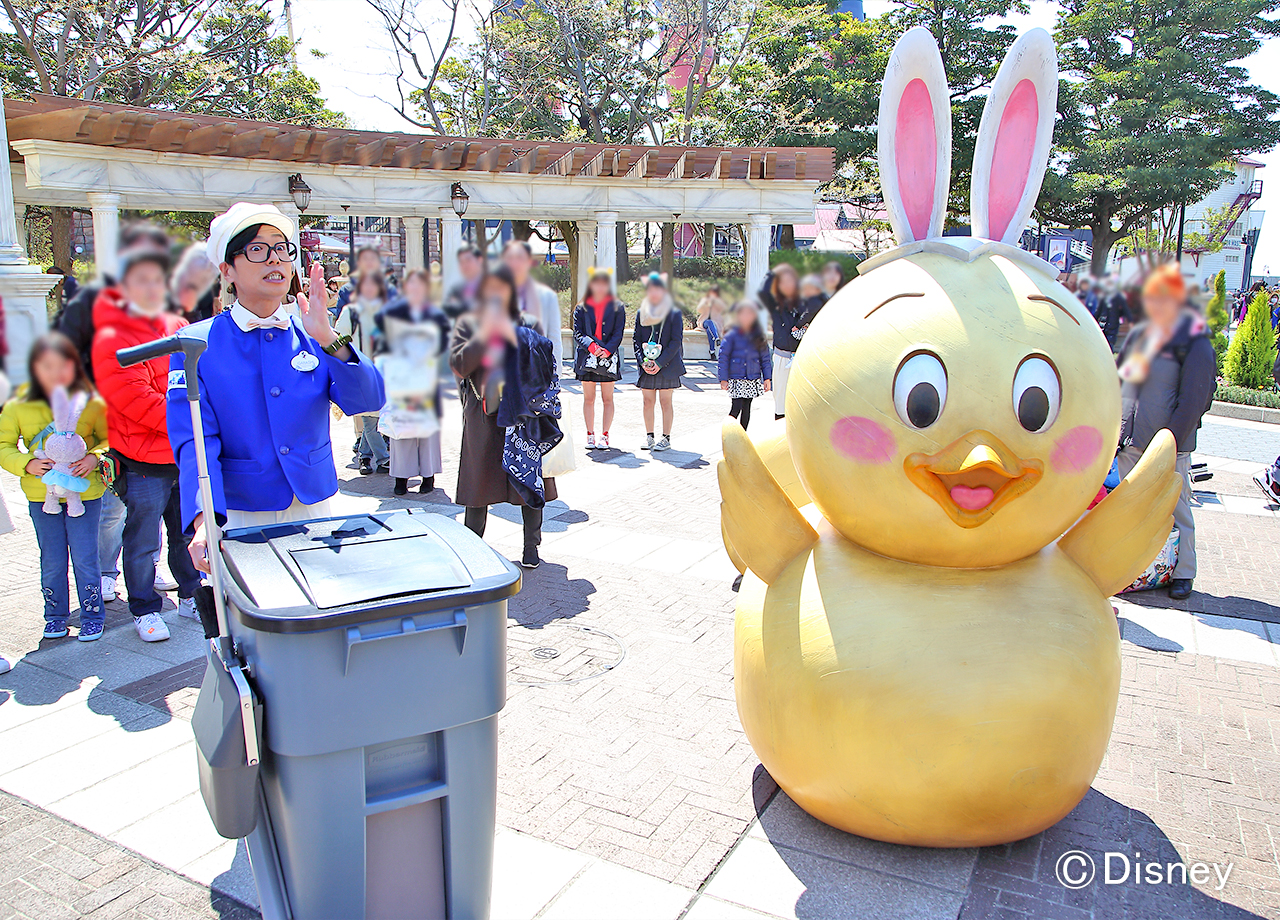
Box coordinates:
[625,151,652,180]
[542,147,586,177]
[186,123,235,155]
[475,142,513,172]
[228,127,279,158]
[390,141,429,169]
[4,107,100,143]
[519,146,551,174]
[709,151,731,179]
[267,130,311,161]
[148,117,197,152]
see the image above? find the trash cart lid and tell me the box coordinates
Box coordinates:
[219,509,521,633]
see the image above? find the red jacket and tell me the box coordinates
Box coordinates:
[91,289,187,465]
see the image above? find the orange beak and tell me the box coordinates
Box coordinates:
[904,430,1043,528]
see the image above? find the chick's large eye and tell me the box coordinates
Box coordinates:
[1013,356,1061,432]
[893,352,947,429]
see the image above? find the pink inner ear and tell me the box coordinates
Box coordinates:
[987,79,1038,241]
[896,79,937,242]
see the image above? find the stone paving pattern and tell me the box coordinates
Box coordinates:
[0,790,256,920]
[0,364,1278,919]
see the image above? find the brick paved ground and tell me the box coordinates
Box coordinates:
[1,362,1278,919]
[0,790,256,920]
[960,646,1280,920]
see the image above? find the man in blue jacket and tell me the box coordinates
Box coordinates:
[167,203,385,572]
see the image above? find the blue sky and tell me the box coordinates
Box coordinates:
[294,0,1280,269]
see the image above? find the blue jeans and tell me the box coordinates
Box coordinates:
[702,319,720,356]
[29,498,103,627]
[359,415,390,466]
[98,488,126,579]
[121,472,201,618]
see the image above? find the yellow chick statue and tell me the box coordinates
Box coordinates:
[719,27,1182,847]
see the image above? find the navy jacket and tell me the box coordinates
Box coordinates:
[632,311,685,377]
[571,298,627,376]
[166,311,385,530]
[718,328,772,382]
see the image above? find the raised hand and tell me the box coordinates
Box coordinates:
[297,261,337,348]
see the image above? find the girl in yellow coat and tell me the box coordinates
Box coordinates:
[0,334,110,641]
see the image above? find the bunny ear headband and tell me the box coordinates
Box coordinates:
[861,26,1058,278]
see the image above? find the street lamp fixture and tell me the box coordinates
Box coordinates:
[288,173,312,213]
[451,182,470,218]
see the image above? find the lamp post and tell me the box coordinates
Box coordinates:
[451,182,471,246]
[287,174,311,213]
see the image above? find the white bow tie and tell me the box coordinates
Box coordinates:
[231,303,291,331]
[243,314,290,330]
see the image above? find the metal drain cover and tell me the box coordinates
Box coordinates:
[508,623,625,686]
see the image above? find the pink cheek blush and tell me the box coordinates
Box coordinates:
[1051,425,1103,474]
[831,416,895,464]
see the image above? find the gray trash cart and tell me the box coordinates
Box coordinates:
[221,509,521,920]
[118,329,520,920]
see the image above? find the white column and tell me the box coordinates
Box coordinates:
[86,192,121,279]
[746,213,772,299]
[594,211,618,279]
[439,208,463,296]
[576,219,596,299]
[0,89,56,384]
[403,218,425,271]
[15,204,28,259]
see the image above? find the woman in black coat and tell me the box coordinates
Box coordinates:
[571,268,626,450]
[450,265,557,567]
[632,273,685,452]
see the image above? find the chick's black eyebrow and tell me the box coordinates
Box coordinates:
[865,292,924,318]
[1028,294,1080,326]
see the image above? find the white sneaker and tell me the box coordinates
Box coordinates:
[598,433,610,450]
[642,434,655,451]
[134,612,170,642]
[177,597,199,620]
[100,576,117,602]
[586,433,596,449]
[654,435,671,452]
[154,571,178,592]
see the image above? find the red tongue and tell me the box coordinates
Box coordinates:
[951,484,995,510]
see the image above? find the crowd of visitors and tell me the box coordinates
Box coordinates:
[0,210,1271,660]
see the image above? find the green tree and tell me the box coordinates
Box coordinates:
[1204,270,1229,373]
[1224,289,1279,389]
[1039,0,1280,275]
[706,1,888,173]
[0,0,341,126]
[1113,205,1241,276]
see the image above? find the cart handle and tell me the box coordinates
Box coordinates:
[116,324,212,400]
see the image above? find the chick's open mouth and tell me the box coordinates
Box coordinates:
[904,430,1043,529]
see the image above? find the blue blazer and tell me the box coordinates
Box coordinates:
[166,311,385,531]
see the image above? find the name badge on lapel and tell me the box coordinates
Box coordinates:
[291,351,320,373]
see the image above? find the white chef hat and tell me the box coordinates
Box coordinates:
[207,202,297,266]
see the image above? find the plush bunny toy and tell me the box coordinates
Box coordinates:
[37,386,91,517]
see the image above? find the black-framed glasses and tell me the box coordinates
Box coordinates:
[233,241,298,263]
